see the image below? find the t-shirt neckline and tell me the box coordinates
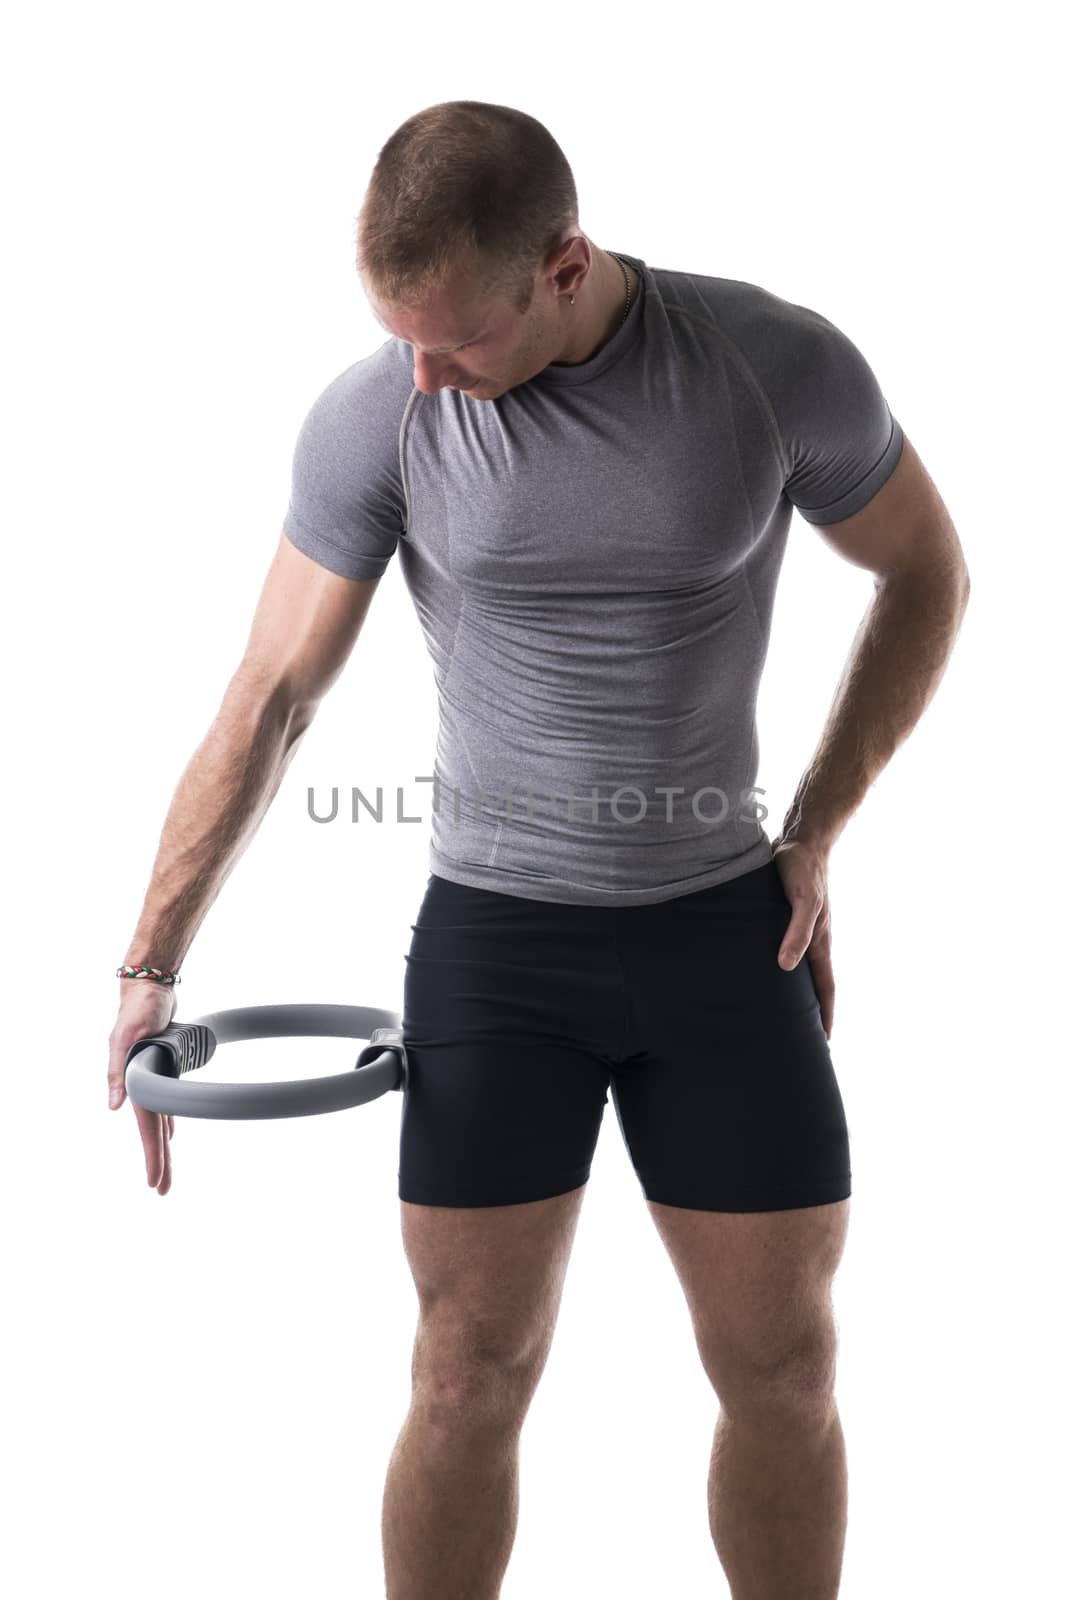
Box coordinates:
[533,252,647,387]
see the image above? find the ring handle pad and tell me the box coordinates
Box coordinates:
[355,1026,407,1079]
[125,1022,218,1078]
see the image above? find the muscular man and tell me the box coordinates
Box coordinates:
[108,100,969,1599]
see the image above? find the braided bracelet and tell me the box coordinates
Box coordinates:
[116,964,182,986]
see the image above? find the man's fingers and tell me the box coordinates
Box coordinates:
[778,895,817,969]
[771,844,835,1036]
[807,938,836,1039]
[157,1118,173,1196]
[133,1102,164,1188]
[107,1042,127,1109]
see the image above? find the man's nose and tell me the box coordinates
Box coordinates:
[412,353,457,393]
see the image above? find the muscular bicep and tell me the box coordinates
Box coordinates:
[812,430,968,586]
[237,529,381,712]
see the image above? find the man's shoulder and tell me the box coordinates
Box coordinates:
[309,333,412,410]
[291,334,413,454]
[650,262,819,348]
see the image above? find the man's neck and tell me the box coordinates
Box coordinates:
[553,247,632,366]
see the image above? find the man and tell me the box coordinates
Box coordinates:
[108,101,969,1600]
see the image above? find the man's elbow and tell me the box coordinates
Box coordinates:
[878,545,971,612]
[224,662,318,748]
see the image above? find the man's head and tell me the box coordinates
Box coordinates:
[356,99,629,399]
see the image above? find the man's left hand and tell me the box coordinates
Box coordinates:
[770,838,835,1040]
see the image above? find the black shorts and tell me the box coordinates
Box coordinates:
[398,862,852,1212]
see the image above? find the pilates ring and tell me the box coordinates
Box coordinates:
[123,1003,407,1121]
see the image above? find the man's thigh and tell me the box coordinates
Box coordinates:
[644,1196,851,1401]
[609,864,853,1397]
[399,873,617,1209]
[610,861,852,1213]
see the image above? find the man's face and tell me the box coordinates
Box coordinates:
[365,259,558,401]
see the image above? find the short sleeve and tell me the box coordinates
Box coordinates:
[775,306,904,526]
[282,339,409,580]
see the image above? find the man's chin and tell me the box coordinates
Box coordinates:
[464,377,515,399]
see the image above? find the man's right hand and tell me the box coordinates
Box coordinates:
[108,982,180,1195]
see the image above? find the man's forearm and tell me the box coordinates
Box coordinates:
[121,678,310,975]
[778,567,970,852]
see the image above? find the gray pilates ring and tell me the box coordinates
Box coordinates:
[123,1003,407,1121]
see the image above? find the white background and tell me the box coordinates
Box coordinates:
[3,2,1064,1595]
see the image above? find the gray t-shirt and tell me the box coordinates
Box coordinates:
[283,252,903,906]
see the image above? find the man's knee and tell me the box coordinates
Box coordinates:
[713,1312,839,1420]
[411,1319,550,1428]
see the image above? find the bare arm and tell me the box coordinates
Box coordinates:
[771,430,970,1039]
[778,429,971,854]
[120,532,381,976]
